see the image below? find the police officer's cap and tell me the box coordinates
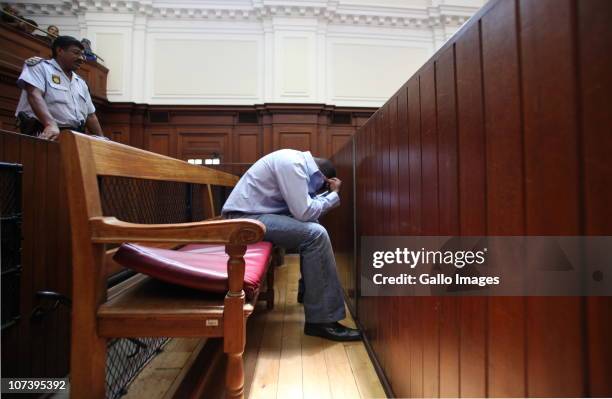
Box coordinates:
[52,35,84,57]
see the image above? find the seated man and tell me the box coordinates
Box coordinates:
[15,35,105,140]
[222,149,361,341]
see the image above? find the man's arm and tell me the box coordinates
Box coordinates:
[276,161,340,222]
[314,177,342,217]
[24,84,59,140]
[85,113,104,136]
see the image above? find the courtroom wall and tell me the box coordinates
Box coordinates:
[0,25,375,162]
[9,0,484,107]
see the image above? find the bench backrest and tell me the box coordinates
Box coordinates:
[60,131,238,221]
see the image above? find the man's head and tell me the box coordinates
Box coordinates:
[314,157,336,179]
[52,35,85,71]
[2,5,19,22]
[47,25,59,37]
[24,19,37,34]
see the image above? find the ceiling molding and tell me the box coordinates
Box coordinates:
[10,0,479,29]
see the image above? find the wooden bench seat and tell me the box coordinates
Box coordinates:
[98,275,258,338]
[60,131,273,399]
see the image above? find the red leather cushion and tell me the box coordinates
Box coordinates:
[113,242,273,300]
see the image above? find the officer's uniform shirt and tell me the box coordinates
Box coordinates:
[15,58,95,128]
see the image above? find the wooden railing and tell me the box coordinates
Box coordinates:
[322,0,612,397]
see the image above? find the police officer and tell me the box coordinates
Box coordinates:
[15,35,105,140]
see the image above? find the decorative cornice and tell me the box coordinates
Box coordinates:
[10,0,478,29]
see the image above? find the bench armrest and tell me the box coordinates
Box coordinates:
[90,216,265,245]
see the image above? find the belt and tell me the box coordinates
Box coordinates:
[223,211,246,219]
[58,122,86,133]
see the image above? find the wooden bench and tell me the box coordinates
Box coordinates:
[60,131,274,399]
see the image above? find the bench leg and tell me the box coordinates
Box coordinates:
[225,352,245,399]
[70,334,107,398]
[266,265,275,310]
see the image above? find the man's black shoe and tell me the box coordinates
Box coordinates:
[297,291,304,304]
[304,322,361,342]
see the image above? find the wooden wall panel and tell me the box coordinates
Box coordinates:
[520,0,584,397]
[436,46,459,237]
[397,87,410,235]
[178,130,231,162]
[481,2,527,396]
[481,0,524,236]
[436,45,460,399]
[1,132,21,378]
[108,125,130,145]
[148,133,171,157]
[419,63,441,398]
[322,0,612,397]
[274,126,317,153]
[407,78,422,235]
[236,133,260,164]
[18,137,36,377]
[387,95,403,395]
[578,0,612,396]
[456,23,487,236]
[44,142,60,375]
[330,134,350,156]
[278,132,311,152]
[420,64,439,236]
[520,0,580,234]
[1,133,72,380]
[455,21,488,399]
[378,107,390,379]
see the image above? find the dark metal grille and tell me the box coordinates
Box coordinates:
[191,183,206,221]
[100,176,192,224]
[106,337,168,399]
[1,162,22,331]
[98,176,203,398]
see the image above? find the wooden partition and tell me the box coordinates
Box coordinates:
[323,0,612,396]
[1,131,72,379]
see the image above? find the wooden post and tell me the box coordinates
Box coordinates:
[59,132,108,398]
[224,244,247,399]
[207,184,216,218]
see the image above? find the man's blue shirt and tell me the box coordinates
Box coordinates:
[221,149,339,222]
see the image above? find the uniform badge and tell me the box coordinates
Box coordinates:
[52,75,61,84]
[25,56,43,66]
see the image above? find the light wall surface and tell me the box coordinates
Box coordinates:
[14,0,485,106]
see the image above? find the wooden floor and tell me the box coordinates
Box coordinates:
[124,255,386,399]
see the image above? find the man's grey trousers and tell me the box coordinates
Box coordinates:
[227,213,346,323]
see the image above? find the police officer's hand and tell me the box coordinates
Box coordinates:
[40,123,60,141]
[327,177,342,193]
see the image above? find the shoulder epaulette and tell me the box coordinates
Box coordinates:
[25,56,44,66]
